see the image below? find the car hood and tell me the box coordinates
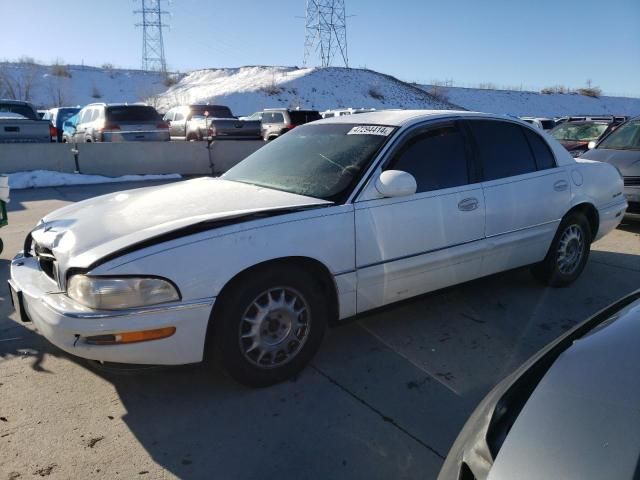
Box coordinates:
[438,291,640,480]
[488,296,640,480]
[580,148,640,177]
[29,177,331,274]
[557,139,588,151]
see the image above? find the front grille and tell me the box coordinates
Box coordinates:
[624,176,640,187]
[34,243,57,281]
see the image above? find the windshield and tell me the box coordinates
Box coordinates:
[106,106,160,122]
[191,106,233,118]
[551,122,609,142]
[223,123,395,202]
[597,120,640,150]
[289,110,322,125]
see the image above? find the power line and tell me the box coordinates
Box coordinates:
[134,0,169,73]
[303,0,349,68]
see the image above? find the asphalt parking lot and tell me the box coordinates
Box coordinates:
[1,180,639,480]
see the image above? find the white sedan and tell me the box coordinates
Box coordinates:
[8,110,627,386]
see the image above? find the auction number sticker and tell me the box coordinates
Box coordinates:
[347,125,394,136]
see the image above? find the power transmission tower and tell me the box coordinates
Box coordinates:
[303,0,349,68]
[134,0,169,73]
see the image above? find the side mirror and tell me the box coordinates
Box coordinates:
[375,170,417,198]
[587,141,596,150]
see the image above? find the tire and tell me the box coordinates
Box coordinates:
[213,264,328,387]
[531,211,591,287]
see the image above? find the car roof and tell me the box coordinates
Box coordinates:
[314,109,513,127]
[263,108,319,113]
[0,99,33,106]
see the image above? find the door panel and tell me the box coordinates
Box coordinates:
[482,170,570,274]
[355,185,485,312]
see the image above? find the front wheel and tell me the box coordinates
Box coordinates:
[213,264,328,387]
[531,212,591,287]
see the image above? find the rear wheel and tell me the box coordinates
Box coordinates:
[531,212,591,287]
[213,264,328,387]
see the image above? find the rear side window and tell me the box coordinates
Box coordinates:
[271,113,285,123]
[0,103,37,120]
[467,120,537,181]
[522,128,556,170]
[289,110,321,125]
[262,112,274,123]
[106,106,159,122]
[88,109,99,122]
[78,109,91,124]
[388,125,469,193]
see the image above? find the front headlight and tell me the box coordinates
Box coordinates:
[67,275,180,310]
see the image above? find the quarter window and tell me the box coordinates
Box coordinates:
[79,109,91,124]
[522,127,556,170]
[388,125,470,193]
[467,120,537,181]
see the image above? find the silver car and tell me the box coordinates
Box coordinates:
[439,289,640,480]
[581,116,640,217]
[70,103,169,142]
[260,108,321,141]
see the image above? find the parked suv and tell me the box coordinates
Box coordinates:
[43,107,81,143]
[70,103,169,142]
[260,108,321,141]
[550,116,626,157]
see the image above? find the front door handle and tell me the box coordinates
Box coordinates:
[554,180,569,192]
[458,197,479,211]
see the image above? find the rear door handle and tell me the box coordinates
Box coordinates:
[554,180,569,192]
[458,197,479,211]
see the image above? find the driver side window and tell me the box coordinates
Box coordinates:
[387,125,470,193]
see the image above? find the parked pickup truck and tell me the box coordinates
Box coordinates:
[163,104,261,140]
[0,100,53,143]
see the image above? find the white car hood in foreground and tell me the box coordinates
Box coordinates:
[30,177,331,273]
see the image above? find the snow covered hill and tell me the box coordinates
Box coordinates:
[153,66,456,115]
[0,62,168,107]
[420,84,640,117]
[3,60,639,118]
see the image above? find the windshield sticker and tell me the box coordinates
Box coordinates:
[347,125,394,136]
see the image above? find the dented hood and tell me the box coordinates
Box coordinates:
[29,177,331,272]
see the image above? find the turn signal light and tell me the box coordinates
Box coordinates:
[85,327,176,345]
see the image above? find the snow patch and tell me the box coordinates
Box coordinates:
[8,170,181,189]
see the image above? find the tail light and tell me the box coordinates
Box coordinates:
[156,122,169,129]
[49,125,57,138]
[286,124,295,130]
[101,122,121,132]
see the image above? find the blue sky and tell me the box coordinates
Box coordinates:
[2,0,639,96]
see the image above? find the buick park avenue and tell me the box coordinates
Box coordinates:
[9,110,627,386]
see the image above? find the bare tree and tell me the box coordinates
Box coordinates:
[0,61,40,101]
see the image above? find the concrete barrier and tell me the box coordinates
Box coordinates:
[0,140,264,176]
